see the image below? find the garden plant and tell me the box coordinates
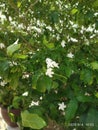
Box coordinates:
[0,0,98,130]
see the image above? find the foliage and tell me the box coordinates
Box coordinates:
[0,0,98,130]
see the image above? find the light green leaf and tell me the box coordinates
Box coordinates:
[91,61,98,70]
[43,36,54,49]
[21,110,46,129]
[93,0,98,7]
[17,1,21,8]
[7,43,21,56]
[71,8,78,15]
[13,54,28,59]
[65,99,78,123]
[95,92,98,98]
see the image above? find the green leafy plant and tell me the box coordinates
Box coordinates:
[0,0,98,130]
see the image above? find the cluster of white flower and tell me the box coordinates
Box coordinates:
[45,58,59,77]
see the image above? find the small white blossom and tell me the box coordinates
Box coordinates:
[94,29,98,33]
[22,74,29,79]
[46,58,59,68]
[70,37,78,42]
[46,26,52,31]
[0,80,7,86]
[73,128,76,130]
[85,92,90,96]
[90,34,95,39]
[46,68,54,77]
[9,61,18,67]
[67,52,74,58]
[0,43,5,49]
[22,91,28,96]
[29,101,39,107]
[61,40,66,48]
[86,26,94,32]
[40,96,43,100]
[94,12,98,16]
[58,102,66,111]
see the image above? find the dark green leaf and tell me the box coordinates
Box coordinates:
[36,76,52,92]
[65,99,78,123]
[86,108,98,130]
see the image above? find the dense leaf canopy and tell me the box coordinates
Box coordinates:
[0,0,98,130]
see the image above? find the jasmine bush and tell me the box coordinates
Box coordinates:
[0,0,98,130]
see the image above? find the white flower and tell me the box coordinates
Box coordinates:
[22,91,28,96]
[61,40,66,48]
[46,68,54,77]
[9,61,18,67]
[29,101,39,107]
[0,43,5,49]
[22,74,29,79]
[70,37,78,42]
[85,92,90,96]
[46,26,52,31]
[67,52,74,58]
[40,96,43,100]
[45,58,59,78]
[58,102,66,111]
[94,12,98,16]
[86,26,94,32]
[46,58,59,68]
[0,80,7,86]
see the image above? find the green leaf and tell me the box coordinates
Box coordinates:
[80,69,93,85]
[7,43,21,56]
[86,108,98,130]
[65,66,72,78]
[0,60,9,75]
[17,1,21,8]
[43,36,54,49]
[71,8,78,15]
[65,99,78,123]
[52,81,59,89]
[50,11,59,23]
[21,110,46,129]
[36,76,52,92]
[13,54,28,59]
[95,92,98,98]
[12,96,21,109]
[76,93,93,103]
[91,61,98,70]
[93,0,98,7]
